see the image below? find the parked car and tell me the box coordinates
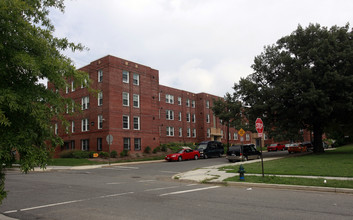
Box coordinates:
[196,141,224,159]
[284,144,291,150]
[226,144,261,162]
[165,147,200,162]
[301,141,314,151]
[267,143,285,151]
[287,143,307,153]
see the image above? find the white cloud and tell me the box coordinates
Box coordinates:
[50,0,353,96]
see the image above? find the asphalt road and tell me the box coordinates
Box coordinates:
[1,151,353,220]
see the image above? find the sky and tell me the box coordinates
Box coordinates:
[49,0,353,97]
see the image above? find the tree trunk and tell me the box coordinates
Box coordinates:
[313,120,324,153]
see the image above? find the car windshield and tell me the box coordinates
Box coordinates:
[229,146,240,151]
[197,144,207,150]
[177,150,185,154]
[270,144,277,147]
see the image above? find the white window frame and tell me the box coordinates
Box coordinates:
[166,94,174,104]
[123,115,129,129]
[81,139,89,151]
[71,81,75,92]
[133,116,140,130]
[178,112,182,121]
[207,128,210,138]
[98,92,103,106]
[55,123,58,135]
[81,118,89,132]
[192,100,195,108]
[187,128,191,137]
[123,138,130,150]
[206,114,210,123]
[81,96,89,110]
[166,127,174,136]
[234,133,238,140]
[98,115,103,129]
[98,69,103,82]
[123,92,129,106]
[178,97,182,105]
[166,110,174,120]
[72,121,75,133]
[193,128,196,138]
[133,73,139,85]
[246,133,250,141]
[65,86,69,94]
[179,128,182,137]
[186,99,190,107]
[134,138,141,151]
[123,70,129,83]
[186,113,190,122]
[192,114,196,123]
[206,100,210,108]
[133,94,140,108]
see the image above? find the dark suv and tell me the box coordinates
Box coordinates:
[226,144,261,162]
[196,141,224,159]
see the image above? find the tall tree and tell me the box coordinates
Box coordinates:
[233,23,353,153]
[0,0,88,204]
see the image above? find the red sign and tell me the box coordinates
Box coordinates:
[255,118,264,134]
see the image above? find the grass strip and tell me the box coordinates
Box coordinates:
[224,175,353,189]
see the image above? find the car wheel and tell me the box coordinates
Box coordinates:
[178,156,182,161]
[204,154,208,159]
[194,155,198,160]
[218,153,222,158]
[228,159,235,163]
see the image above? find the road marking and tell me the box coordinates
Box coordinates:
[3,192,134,213]
[106,182,123,185]
[159,171,180,174]
[138,180,156,183]
[144,186,179,192]
[186,184,198,186]
[159,186,221,197]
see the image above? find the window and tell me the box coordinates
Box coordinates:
[186,99,190,107]
[82,119,89,132]
[221,130,223,138]
[191,100,195,108]
[71,81,75,92]
[72,100,75,112]
[98,115,103,129]
[234,133,238,140]
[206,100,210,108]
[192,129,196,138]
[133,73,139,85]
[178,97,182,105]
[186,113,190,122]
[81,96,89,110]
[97,138,102,151]
[207,128,210,138]
[229,133,231,140]
[166,127,174,136]
[81,78,88,88]
[192,114,196,123]
[123,92,129,106]
[178,112,182,121]
[133,116,140,130]
[166,94,174,104]
[65,86,69,94]
[81,139,89,151]
[71,140,75,150]
[264,133,267,140]
[71,121,75,133]
[123,115,129,129]
[246,133,250,141]
[123,138,130,150]
[98,70,103,82]
[123,70,129,83]
[206,114,210,123]
[187,128,191,137]
[133,94,139,108]
[134,138,141,151]
[166,110,174,120]
[98,92,103,106]
[179,128,182,137]
[54,123,58,135]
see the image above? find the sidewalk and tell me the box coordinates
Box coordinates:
[173,157,353,194]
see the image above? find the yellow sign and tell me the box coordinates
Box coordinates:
[238,128,245,137]
[93,153,99,158]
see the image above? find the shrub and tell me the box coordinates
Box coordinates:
[153,146,161,154]
[120,150,129,157]
[110,150,118,158]
[144,146,151,154]
[99,151,110,158]
[59,150,76,158]
[161,145,167,152]
[72,150,91,159]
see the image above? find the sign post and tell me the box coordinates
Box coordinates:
[255,118,265,177]
[238,128,245,162]
[106,134,113,165]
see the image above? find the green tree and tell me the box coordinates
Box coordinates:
[0,0,88,204]
[233,23,353,153]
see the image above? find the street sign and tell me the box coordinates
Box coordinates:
[255,118,264,134]
[238,128,245,137]
[106,134,113,145]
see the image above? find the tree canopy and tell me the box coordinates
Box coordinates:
[0,0,88,204]
[232,23,353,153]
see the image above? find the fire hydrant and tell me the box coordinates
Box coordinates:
[238,165,246,180]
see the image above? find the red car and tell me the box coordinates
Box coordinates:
[165,147,200,162]
[267,143,285,151]
[287,143,307,153]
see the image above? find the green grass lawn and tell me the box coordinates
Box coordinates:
[220,144,353,177]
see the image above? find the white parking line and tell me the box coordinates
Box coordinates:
[3,192,134,214]
[138,180,156,183]
[144,186,179,192]
[159,186,220,197]
[106,182,123,185]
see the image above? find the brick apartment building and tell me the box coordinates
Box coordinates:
[50,55,269,156]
